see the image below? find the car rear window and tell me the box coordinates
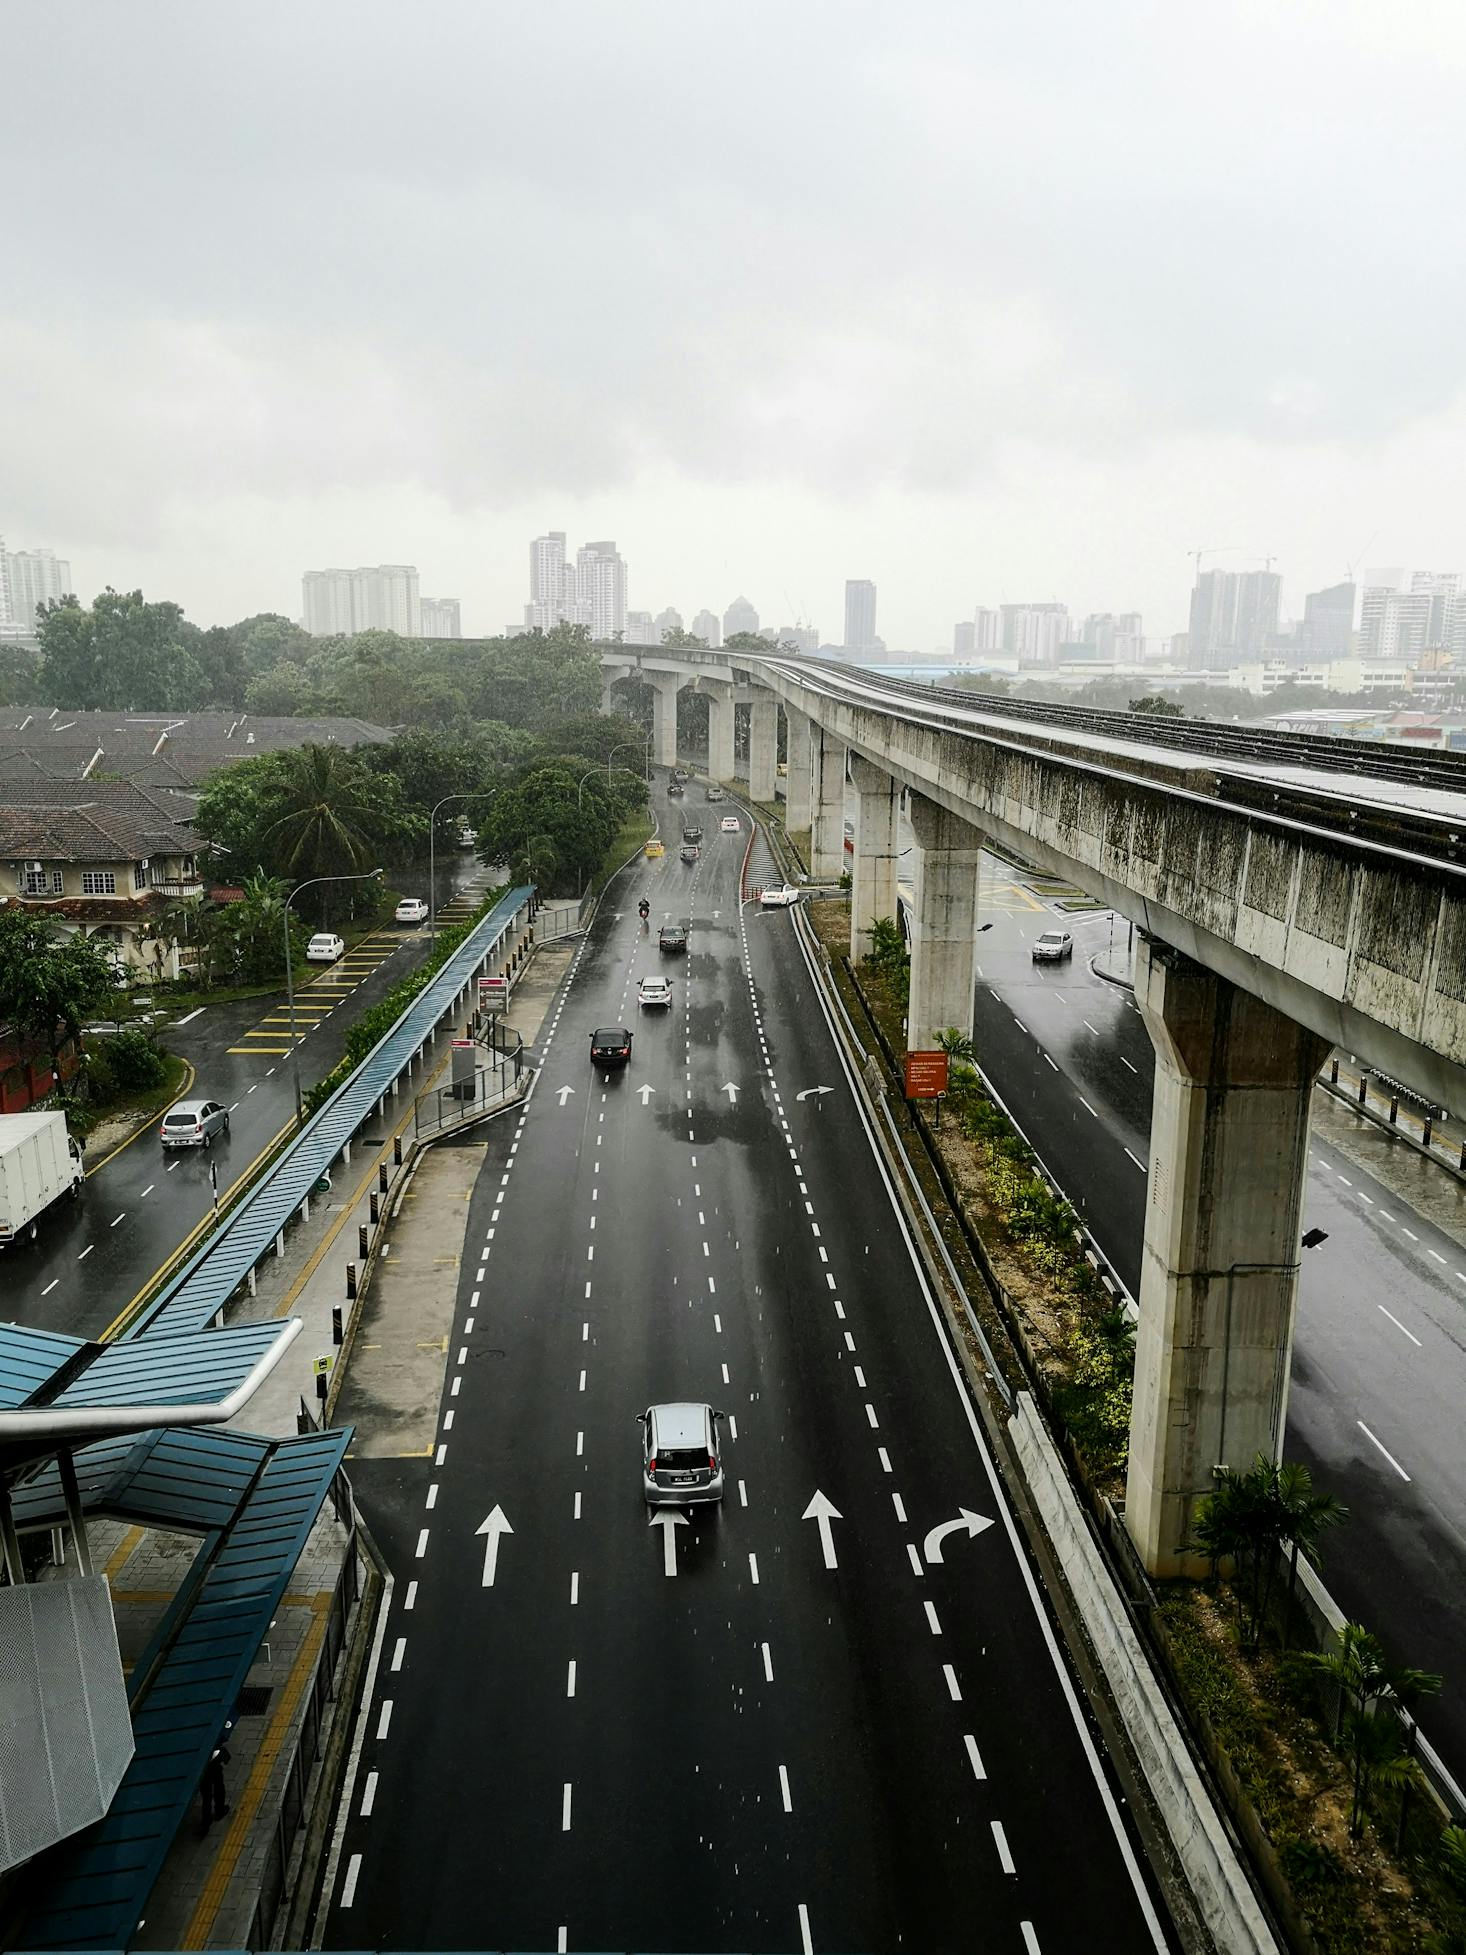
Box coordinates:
[164,1111,195,1125]
[658,1447,707,1469]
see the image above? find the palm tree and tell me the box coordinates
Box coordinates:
[1190,1454,1347,1652]
[1303,1622,1441,1836]
[258,746,394,906]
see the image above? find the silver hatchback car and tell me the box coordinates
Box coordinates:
[161,1099,230,1148]
[641,1402,725,1507]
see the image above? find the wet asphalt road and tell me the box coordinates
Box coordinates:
[7,861,489,1344]
[970,892,1466,1788]
[325,786,1171,1955]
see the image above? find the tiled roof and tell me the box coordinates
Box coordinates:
[0,802,196,865]
[0,778,196,822]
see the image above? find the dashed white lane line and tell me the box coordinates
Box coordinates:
[574,1491,581,1519]
[992,1820,1016,1874]
[865,1403,879,1428]
[110,1212,126,1227]
[1043,1055,1058,1072]
[762,1642,774,1682]
[140,1182,155,1197]
[798,1902,813,1955]
[570,1572,579,1605]
[1083,1019,1100,1035]
[1429,1249,1447,1264]
[1078,1097,1097,1117]
[1120,1055,1138,1073]
[892,1492,907,1522]
[943,1663,962,1702]
[739,1479,748,1506]
[391,1637,406,1670]
[1021,1925,1042,1954]
[41,1278,58,1296]
[749,1552,760,1585]
[1358,1420,1411,1481]
[376,1700,393,1739]
[1402,1227,1419,1242]
[1379,1305,1423,1347]
[567,1660,577,1698]
[558,1929,567,1954]
[562,1782,573,1831]
[360,1770,378,1816]
[1124,1148,1145,1170]
[341,1853,362,1907]
[878,1447,892,1473]
[414,1529,429,1558]
[924,1601,942,1635]
[1336,1173,1353,1188]
[906,1543,923,1578]
[779,1764,793,1812]
[964,1734,987,1781]
[579,1369,586,1391]
[425,1484,438,1510]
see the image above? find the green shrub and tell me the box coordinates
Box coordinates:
[105,1028,167,1090]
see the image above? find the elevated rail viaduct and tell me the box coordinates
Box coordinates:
[603,645,1466,1575]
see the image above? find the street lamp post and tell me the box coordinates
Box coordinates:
[284,868,384,1125]
[429,790,498,944]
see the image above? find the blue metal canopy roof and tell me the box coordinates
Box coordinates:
[0,1320,300,1464]
[8,1425,278,1536]
[132,883,531,1341]
[14,1425,351,1952]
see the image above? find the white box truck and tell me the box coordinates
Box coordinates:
[0,1109,85,1247]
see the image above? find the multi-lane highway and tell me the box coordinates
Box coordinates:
[967,872,1466,1784]
[8,864,489,1345]
[325,784,1172,1954]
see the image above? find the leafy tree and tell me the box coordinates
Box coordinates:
[660,627,709,649]
[535,711,648,767]
[0,642,42,707]
[200,873,309,985]
[0,910,118,1073]
[257,745,416,894]
[233,613,314,676]
[246,660,317,714]
[1128,694,1184,717]
[723,631,769,651]
[475,764,621,894]
[862,914,911,1004]
[36,589,206,710]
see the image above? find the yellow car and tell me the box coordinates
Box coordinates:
[644,839,665,858]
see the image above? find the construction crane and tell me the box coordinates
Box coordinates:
[1187,544,1241,580]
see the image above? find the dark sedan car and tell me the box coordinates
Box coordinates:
[659,923,688,953]
[589,1026,633,1069]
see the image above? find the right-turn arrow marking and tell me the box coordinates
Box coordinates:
[922,1508,995,1565]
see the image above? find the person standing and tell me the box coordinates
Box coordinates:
[199,1740,231,1832]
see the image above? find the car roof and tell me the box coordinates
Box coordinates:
[649,1401,711,1445]
[165,1100,208,1117]
[1038,927,1068,937]
[593,1026,631,1039]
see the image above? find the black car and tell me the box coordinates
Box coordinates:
[682,824,703,844]
[589,1026,633,1069]
[659,923,688,953]
[667,781,684,797]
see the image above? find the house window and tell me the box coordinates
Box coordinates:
[21,867,49,896]
[133,862,147,890]
[82,871,117,895]
[52,870,63,894]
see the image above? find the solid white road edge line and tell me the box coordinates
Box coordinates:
[314,1549,395,1944]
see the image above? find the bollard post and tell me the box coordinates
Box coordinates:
[332,1305,343,1345]
[394,1135,403,1167]
[358,1222,369,1260]
[370,1192,380,1225]
[1424,1112,1435,1148]
[1330,1058,1339,1085]
[1358,1073,1369,1106]
[378,1163,389,1194]
[247,1266,257,1296]
[1390,1097,1399,1124]
[275,1230,286,1258]
[316,1369,328,1407]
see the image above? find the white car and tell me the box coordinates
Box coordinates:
[1031,928,1074,962]
[305,932,345,963]
[760,882,801,908]
[394,897,429,925]
[638,975,674,1009]
[720,815,741,833]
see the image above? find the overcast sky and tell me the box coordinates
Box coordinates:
[4,0,1465,650]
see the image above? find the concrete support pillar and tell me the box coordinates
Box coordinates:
[1125,940,1331,1578]
[810,730,847,880]
[784,707,813,833]
[848,754,901,962]
[705,682,735,783]
[906,792,984,1050]
[0,1487,23,1585]
[748,695,778,804]
[650,676,680,768]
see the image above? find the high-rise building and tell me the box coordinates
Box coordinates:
[626,610,657,646]
[953,621,976,657]
[1187,569,1280,668]
[723,595,759,640]
[1080,612,1144,663]
[2,545,73,633]
[1359,580,1439,662]
[1001,603,1070,667]
[973,608,1001,652]
[1299,583,1355,661]
[526,532,571,631]
[302,564,421,637]
[691,609,721,647]
[844,579,877,652]
[420,597,462,638]
[575,541,628,640]
[653,607,683,641]
[775,624,820,655]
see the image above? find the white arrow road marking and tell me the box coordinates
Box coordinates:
[722,1082,739,1102]
[649,1508,689,1574]
[555,1084,576,1105]
[802,1490,843,1569]
[476,1505,514,1586]
[923,1508,996,1565]
[636,1083,656,1104]
[796,1085,834,1101]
